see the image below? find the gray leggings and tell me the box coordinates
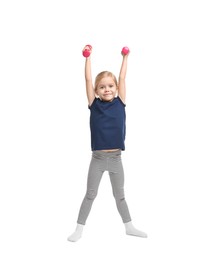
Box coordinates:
[77,150,132,225]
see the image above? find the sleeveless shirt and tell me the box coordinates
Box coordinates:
[89,96,126,151]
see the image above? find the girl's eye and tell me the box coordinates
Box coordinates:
[99,86,104,89]
[109,85,113,88]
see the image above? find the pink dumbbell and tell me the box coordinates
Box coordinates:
[82,44,92,57]
[121,46,130,55]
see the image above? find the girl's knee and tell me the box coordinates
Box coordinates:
[86,189,97,200]
[113,188,125,201]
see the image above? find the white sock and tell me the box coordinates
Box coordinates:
[125,221,147,238]
[67,224,84,242]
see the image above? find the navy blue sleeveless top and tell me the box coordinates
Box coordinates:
[89,97,126,151]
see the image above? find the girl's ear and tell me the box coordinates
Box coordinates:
[95,89,99,98]
[115,86,119,97]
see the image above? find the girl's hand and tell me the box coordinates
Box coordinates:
[82,45,92,57]
[121,46,130,56]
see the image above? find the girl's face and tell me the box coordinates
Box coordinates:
[96,76,118,102]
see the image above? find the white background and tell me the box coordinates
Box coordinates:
[0,0,210,259]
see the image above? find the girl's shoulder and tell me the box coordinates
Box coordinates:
[88,97,97,109]
[117,96,126,106]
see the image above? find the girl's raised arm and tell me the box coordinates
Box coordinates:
[83,45,95,106]
[118,47,130,104]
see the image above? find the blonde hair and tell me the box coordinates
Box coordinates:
[94,71,117,91]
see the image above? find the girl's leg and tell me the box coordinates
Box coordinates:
[109,157,131,223]
[77,156,104,225]
[109,155,147,238]
[68,153,104,242]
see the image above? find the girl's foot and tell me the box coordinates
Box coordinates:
[125,221,147,238]
[67,224,84,242]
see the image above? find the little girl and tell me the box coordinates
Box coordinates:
[68,45,147,242]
